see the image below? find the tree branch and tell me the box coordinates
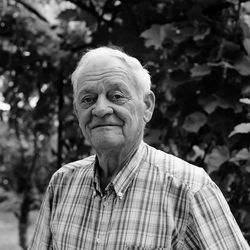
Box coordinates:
[15,0,49,23]
[66,0,110,24]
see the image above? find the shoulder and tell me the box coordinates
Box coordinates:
[143,143,212,193]
[49,155,96,186]
[57,155,95,174]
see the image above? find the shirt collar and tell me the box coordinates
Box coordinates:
[92,160,103,196]
[92,141,146,198]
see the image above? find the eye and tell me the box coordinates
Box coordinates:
[113,93,123,100]
[80,95,96,107]
[109,91,127,104]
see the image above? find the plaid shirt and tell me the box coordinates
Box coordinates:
[29,141,249,250]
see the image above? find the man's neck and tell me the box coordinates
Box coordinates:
[95,141,141,190]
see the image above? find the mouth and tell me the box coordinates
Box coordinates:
[91,124,119,129]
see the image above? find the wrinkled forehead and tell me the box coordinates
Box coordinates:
[76,55,139,90]
[82,56,128,74]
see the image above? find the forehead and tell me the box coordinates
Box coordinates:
[76,56,137,91]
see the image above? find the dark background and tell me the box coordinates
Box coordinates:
[0,0,250,249]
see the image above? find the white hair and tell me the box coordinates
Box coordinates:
[71,47,151,97]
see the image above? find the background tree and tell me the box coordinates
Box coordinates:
[0,0,250,248]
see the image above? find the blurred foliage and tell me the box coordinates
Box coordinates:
[0,0,250,247]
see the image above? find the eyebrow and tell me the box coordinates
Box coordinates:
[77,85,96,94]
[104,81,130,90]
[77,82,131,100]
[79,80,130,92]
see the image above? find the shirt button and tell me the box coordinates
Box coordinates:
[117,192,123,199]
[96,238,100,244]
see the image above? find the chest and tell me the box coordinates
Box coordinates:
[50,185,188,250]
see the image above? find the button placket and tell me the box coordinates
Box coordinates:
[102,199,108,207]
[117,191,123,200]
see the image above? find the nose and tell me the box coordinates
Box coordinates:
[92,96,113,117]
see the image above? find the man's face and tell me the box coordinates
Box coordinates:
[74,57,150,152]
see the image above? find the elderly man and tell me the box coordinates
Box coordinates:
[29,47,249,249]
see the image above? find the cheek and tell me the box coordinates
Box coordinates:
[116,104,144,127]
[131,103,145,121]
[77,110,91,132]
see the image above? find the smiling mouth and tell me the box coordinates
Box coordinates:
[92,124,119,129]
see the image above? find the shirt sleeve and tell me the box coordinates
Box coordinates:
[183,182,250,249]
[28,184,54,250]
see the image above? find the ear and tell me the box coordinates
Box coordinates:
[143,90,155,123]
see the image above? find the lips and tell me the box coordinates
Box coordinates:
[90,124,120,129]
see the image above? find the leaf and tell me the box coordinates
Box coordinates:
[182,112,207,133]
[242,84,250,96]
[16,0,50,23]
[243,38,250,56]
[92,0,107,10]
[229,123,250,137]
[230,148,250,162]
[0,121,8,135]
[240,98,250,105]
[240,5,250,37]
[160,24,192,44]
[216,97,234,110]
[245,162,250,173]
[205,146,230,173]
[187,145,205,162]
[243,1,250,12]
[193,27,210,41]
[190,64,211,77]
[198,95,237,114]
[141,25,162,49]
[69,9,97,25]
[198,95,218,114]
[0,101,10,111]
[234,56,250,76]
[57,9,78,21]
[141,23,193,49]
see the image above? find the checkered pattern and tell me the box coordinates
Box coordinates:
[29,142,249,250]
